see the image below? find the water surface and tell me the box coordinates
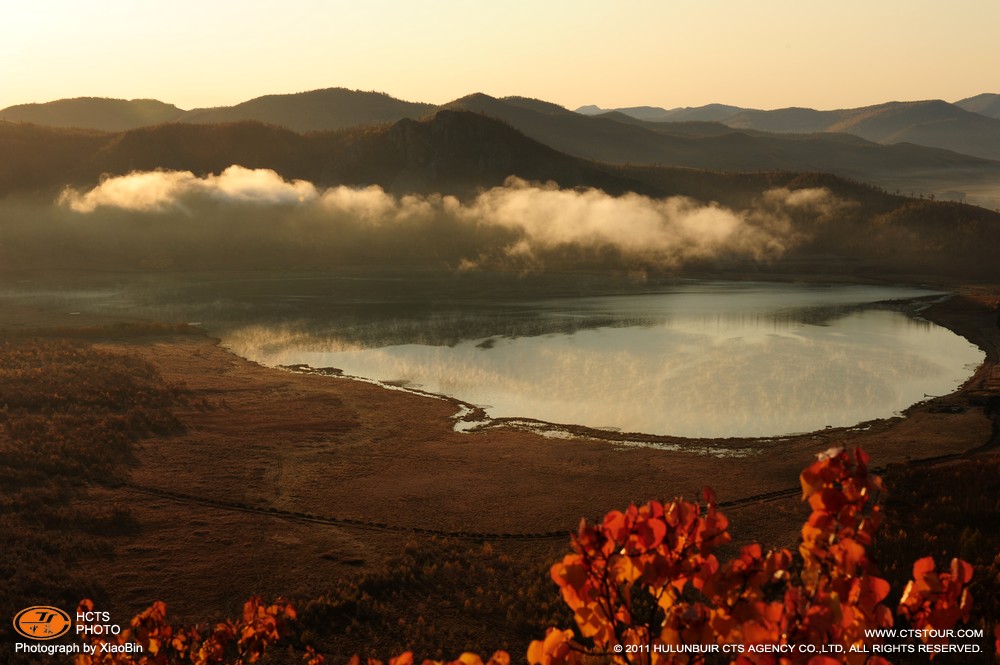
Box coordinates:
[209,281,983,438]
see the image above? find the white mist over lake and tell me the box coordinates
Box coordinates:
[219,282,984,438]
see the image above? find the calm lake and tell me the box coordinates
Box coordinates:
[196,279,981,438]
[5,276,982,438]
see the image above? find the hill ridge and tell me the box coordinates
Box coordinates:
[5,89,1000,206]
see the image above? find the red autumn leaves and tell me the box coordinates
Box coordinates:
[529,447,982,665]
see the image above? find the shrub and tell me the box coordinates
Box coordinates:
[528,447,983,664]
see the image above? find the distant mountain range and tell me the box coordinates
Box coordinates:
[576,103,745,123]
[578,93,1000,123]
[3,88,999,209]
[577,96,1000,163]
[446,94,1000,208]
[3,109,999,279]
[0,90,430,133]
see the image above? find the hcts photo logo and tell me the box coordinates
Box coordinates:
[12,606,72,640]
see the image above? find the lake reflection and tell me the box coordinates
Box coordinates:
[219,283,984,438]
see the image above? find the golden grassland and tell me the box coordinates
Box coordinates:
[0,334,184,661]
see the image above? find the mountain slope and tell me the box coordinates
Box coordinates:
[725,100,1000,162]
[447,94,1000,207]
[0,122,109,194]
[955,93,1000,119]
[0,111,652,198]
[180,88,434,132]
[577,103,746,122]
[447,93,713,165]
[0,98,184,131]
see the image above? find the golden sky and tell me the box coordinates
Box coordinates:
[3,0,997,111]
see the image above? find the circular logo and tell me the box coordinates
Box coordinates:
[13,606,72,640]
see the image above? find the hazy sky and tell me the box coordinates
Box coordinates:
[3,0,998,111]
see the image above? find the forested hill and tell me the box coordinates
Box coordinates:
[2,111,999,280]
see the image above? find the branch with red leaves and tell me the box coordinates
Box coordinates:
[73,596,316,665]
[526,447,981,665]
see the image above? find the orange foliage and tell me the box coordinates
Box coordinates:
[348,650,511,665]
[897,557,973,646]
[74,596,305,665]
[527,447,982,665]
